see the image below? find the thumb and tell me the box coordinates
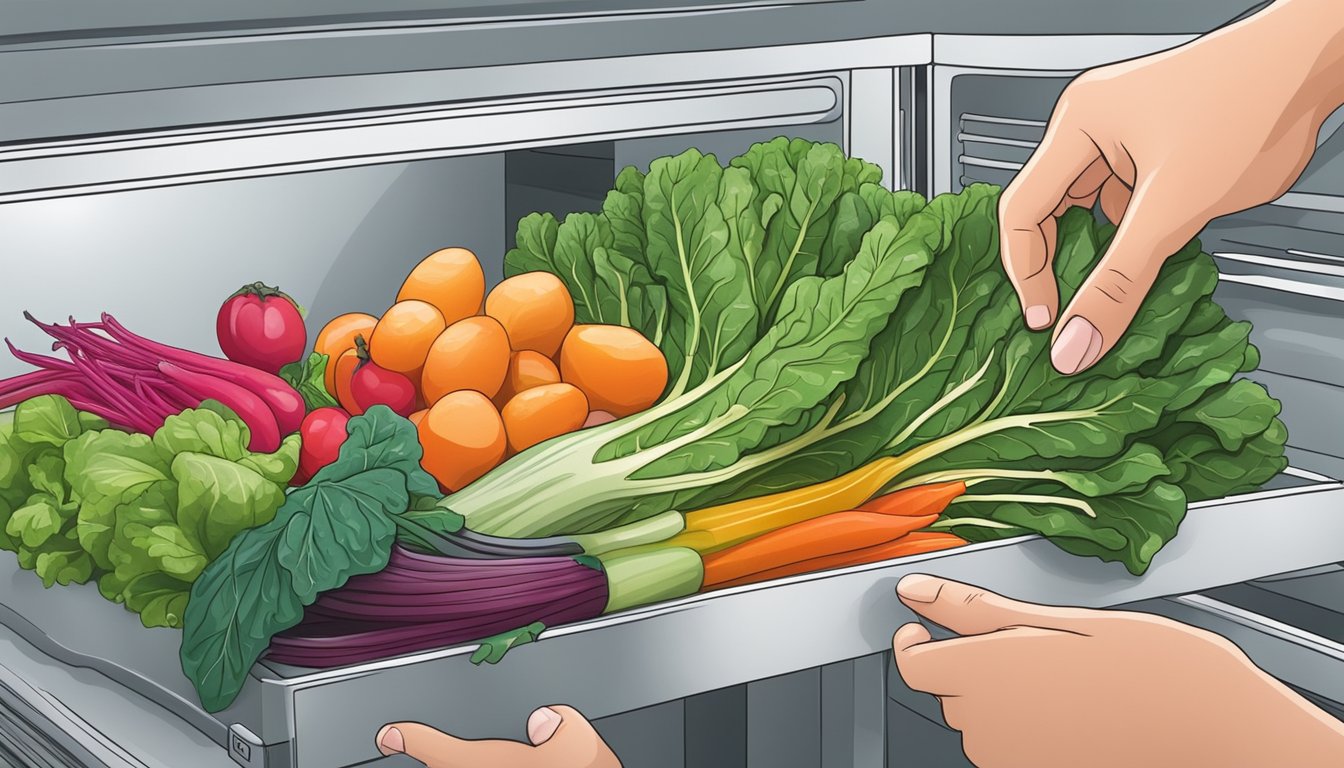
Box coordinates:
[1049,176,1204,375]
[533,706,621,767]
[895,574,1087,636]
[376,707,619,768]
[375,721,532,768]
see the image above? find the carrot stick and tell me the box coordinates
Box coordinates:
[711,532,967,590]
[674,477,967,555]
[859,481,968,517]
[701,510,941,588]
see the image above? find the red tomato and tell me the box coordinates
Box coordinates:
[217,282,307,375]
[296,407,350,483]
[351,362,418,418]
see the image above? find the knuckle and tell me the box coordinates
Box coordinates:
[1085,265,1148,307]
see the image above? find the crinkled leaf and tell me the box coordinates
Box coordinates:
[504,212,561,276]
[181,406,436,713]
[13,395,85,447]
[237,433,301,485]
[173,452,287,560]
[7,498,63,549]
[643,149,758,395]
[34,545,96,588]
[122,573,193,629]
[153,403,251,463]
[65,430,171,507]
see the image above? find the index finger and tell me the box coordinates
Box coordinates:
[999,123,1101,331]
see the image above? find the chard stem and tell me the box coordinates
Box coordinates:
[884,349,995,451]
[953,493,1097,519]
[927,517,1029,532]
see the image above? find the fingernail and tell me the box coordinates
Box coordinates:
[377,726,404,756]
[897,574,943,603]
[1024,304,1051,330]
[527,707,563,745]
[1051,317,1102,375]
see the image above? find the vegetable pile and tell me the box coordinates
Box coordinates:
[309,248,667,491]
[174,139,1287,713]
[0,137,1288,717]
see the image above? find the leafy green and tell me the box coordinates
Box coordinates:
[443,140,1287,578]
[279,353,341,411]
[1,397,104,581]
[181,406,438,713]
[0,397,298,627]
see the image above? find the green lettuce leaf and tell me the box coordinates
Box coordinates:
[181,406,439,713]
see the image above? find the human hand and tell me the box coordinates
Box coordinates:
[892,574,1344,767]
[375,705,621,768]
[999,0,1344,374]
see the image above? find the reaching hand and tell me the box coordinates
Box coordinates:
[375,705,621,768]
[892,574,1344,767]
[998,0,1344,374]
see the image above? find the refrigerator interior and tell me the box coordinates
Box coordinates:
[2,29,1344,768]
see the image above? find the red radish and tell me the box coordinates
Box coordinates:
[217,282,307,375]
[351,361,417,418]
[297,407,350,483]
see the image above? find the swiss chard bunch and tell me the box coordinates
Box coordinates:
[442,141,1286,576]
[0,395,299,628]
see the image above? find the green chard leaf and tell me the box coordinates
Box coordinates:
[503,212,561,276]
[444,147,1287,581]
[643,149,759,396]
[181,406,438,713]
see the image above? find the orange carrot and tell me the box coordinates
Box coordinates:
[702,510,940,588]
[712,532,967,589]
[859,481,968,517]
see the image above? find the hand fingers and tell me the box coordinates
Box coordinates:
[1099,175,1132,225]
[376,707,613,768]
[892,621,933,654]
[999,126,1101,331]
[1051,177,1205,375]
[894,625,1069,696]
[895,574,1089,636]
[1053,157,1112,217]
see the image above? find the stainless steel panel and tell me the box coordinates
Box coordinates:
[0,37,930,144]
[0,155,506,381]
[0,78,843,203]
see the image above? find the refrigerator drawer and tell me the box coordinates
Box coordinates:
[1,472,1340,767]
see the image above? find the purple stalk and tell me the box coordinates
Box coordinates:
[64,350,159,434]
[102,314,304,435]
[158,362,281,452]
[268,587,608,668]
[5,339,77,374]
